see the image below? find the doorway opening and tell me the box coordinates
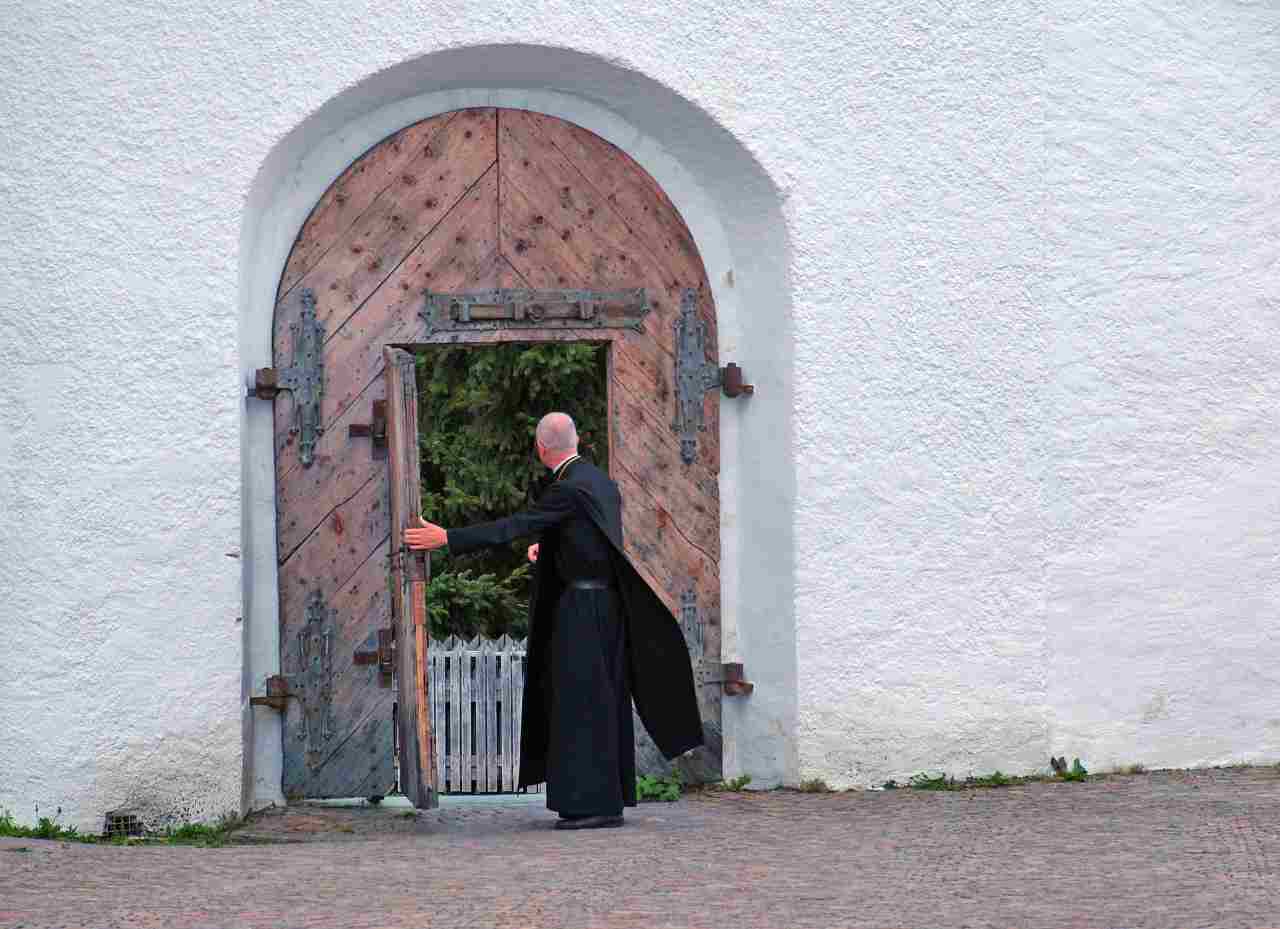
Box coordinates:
[404,340,610,795]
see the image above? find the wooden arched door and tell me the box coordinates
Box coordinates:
[268,108,721,804]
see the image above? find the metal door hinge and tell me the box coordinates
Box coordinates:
[249,674,292,712]
[247,288,327,467]
[721,662,754,697]
[672,289,753,464]
[706,660,752,696]
[720,362,754,398]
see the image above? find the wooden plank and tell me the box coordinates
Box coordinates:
[277,475,387,621]
[498,109,702,345]
[429,649,443,793]
[280,537,396,800]
[482,638,498,793]
[277,114,458,299]
[274,109,498,374]
[462,639,474,792]
[520,111,711,290]
[413,584,431,801]
[449,647,462,792]
[511,648,525,789]
[384,345,435,808]
[474,638,487,792]
[272,161,503,484]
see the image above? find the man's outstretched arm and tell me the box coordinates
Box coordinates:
[403,482,576,555]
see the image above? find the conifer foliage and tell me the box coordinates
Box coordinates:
[415,343,609,639]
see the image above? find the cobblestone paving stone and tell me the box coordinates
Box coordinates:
[2,768,1278,928]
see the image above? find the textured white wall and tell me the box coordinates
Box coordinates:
[799,1,1280,787]
[1041,4,1280,774]
[1,0,1277,828]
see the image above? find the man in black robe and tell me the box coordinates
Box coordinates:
[403,412,703,830]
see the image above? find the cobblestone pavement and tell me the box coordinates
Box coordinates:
[2,768,1279,928]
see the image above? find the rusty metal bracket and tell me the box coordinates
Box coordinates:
[248,288,326,467]
[421,287,650,334]
[679,589,712,691]
[249,674,292,712]
[349,399,388,457]
[702,662,754,697]
[720,362,754,398]
[722,663,754,697]
[353,627,395,686]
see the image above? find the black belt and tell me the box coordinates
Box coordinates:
[567,578,613,590]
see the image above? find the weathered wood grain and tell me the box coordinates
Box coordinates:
[521,111,710,294]
[272,118,500,481]
[274,168,503,552]
[277,474,387,623]
[277,114,457,300]
[274,109,497,371]
[280,537,396,800]
[274,107,723,798]
[384,346,434,808]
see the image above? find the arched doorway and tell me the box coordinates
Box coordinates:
[267,108,723,804]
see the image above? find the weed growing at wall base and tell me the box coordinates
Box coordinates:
[636,773,683,802]
[0,809,238,847]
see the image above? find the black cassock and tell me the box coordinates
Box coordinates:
[447,456,703,816]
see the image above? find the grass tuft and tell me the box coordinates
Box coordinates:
[0,808,239,847]
[797,778,831,793]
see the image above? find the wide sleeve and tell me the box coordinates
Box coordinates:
[445,481,577,555]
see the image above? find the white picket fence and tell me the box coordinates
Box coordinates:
[427,635,540,794]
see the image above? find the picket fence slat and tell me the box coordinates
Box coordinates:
[426,635,538,794]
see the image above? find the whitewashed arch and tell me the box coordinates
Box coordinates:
[237,44,796,812]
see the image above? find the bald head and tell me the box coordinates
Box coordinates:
[535,412,579,454]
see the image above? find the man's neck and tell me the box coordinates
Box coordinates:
[550,451,580,476]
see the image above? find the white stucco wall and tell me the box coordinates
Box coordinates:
[799,2,1280,786]
[1,0,1277,828]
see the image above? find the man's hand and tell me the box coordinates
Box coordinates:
[403,522,448,551]
[527,543,540,563]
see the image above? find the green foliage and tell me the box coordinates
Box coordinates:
[0,811,82,841]
[415,343,609,640]
[797,778,831,793]
[636,772,683,802]
[0,808,237,847]
[426,564,532,640]
[909,772,954,791]
[162,822,234,847]
[970,771,1012,788]
[1057,758,1088,782]
[908,770,1015,791]
[703,774,753,793]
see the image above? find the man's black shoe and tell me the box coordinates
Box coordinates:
[553,814,624,830]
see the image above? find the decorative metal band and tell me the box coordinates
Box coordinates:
[680,589,704,656]
[671,289,721,464]
[280,289,326,467]
[681,589,715,686]
[420,288,650,334]
[295,588,337,766]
